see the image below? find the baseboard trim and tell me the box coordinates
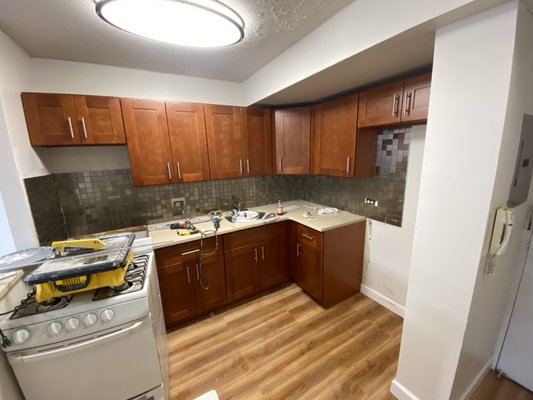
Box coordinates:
[360,284,405,317]
[390,378,420,400]
[457,358,493,400]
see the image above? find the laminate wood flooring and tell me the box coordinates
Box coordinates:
[167,284,402,400]
[470,371,533,400]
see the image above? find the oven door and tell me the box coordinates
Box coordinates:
[7,316,164,400]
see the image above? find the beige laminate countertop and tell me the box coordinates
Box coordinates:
[148,200,365,250]
[0,270,24,301]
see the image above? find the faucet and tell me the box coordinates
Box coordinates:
[224,196,242,213]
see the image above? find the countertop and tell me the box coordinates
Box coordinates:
[0,270,24,301]
[148,200,365,250]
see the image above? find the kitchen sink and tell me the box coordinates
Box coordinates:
[225,210,265,223]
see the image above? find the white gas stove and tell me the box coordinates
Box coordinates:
[0,237,169,400]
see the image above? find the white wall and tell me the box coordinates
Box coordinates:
[450,3,533,398]
[0,191,16,256]
[392,3,519,399]
[362,125,426,315]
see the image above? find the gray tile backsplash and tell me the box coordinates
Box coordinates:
[25,127,411,244]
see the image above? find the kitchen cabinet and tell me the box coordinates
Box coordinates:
[155,237,227,328]
[274,107,311,174]
[224,222,289,302]
[357,73,431,128]
[240,107,273,176]
[311,95,358,177]
[21,93,125,146]
[166,102,211,182]
[205,104,245,179]
[293,221,365,308]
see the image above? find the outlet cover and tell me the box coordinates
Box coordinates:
[171,197,186,208]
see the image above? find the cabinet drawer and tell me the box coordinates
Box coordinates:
[155,237,219,267]
[224,222,288,249]
[296,224,322,249]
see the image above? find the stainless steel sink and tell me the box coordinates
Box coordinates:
[225,210,265,223]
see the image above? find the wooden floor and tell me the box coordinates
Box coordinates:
[470,371,533,400]
[167,284,402,400]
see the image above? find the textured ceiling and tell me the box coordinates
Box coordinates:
[0,0,353,82]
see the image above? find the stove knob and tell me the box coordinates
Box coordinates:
[12,329,30,345]
[83,313,97,327]
[100,309,114,322]
[65,317,80,331]
[48,322,62,336]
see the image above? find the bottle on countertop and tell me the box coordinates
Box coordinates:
[277,200,284,215]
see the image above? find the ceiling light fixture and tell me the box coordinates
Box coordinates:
[95,0,244,48]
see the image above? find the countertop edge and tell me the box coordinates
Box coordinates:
[0,270,24,301]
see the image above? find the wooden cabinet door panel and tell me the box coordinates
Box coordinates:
[312,95,357,177]
[205,105,244,179]
[157,262,196,326]
[274,108,310,174]
[224,243,260,301]
[259,237,289,289]
[121,99,173,186]
[194,247,228,312]
[166,102,211,182]
[21,93,81,146]
[296,242,322,302]
[358,81,403,128]
[401,73,431,123]
[241,107,273,176]
[74,96,125,144]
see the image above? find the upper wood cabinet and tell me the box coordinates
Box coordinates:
[240,107,273,177]
[312,95,358,177]
[274,107,311,174]
[121,99,173,186]
[166,102,211,182]
[358,73,431,128]
[205,104,244,179]
[21,93,125,146]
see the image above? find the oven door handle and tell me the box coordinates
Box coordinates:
[9,317,150,364]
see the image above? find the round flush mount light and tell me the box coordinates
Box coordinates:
[95,0,244,48]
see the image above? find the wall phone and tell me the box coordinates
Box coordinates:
[489,207,515,256]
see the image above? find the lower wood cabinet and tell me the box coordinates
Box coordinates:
[155,237,227,328]
[292,221,365,308]
[224,222,289,302]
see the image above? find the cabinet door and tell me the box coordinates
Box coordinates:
[259,236,289,289]
[240,107,273,176]
[166,102,211,182]
[205,105,244,179]
[121,99,173,186]
[296,242,323,302]
[21,93,81,146]
[194,243,227,312]
[274,108,310,174]
[157,262,197,327]
[224,243,260,301]
[312,95,358,177]
[73,96,126,144]
[401,73,431,123]
[357,81,404,128]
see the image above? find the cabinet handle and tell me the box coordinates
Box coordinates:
[346,156,350,174]
[261,246,265,261]
[296,243,301,257]
[246,159,250,174]
[392,95,400,116]
[196,264,200,280]
[280,157,283,172]
[404,92,412,115]
[186,266,191,284]
[254,248,258,263]
[167,162,172,181]
[176,162,182,179]
[181,249,200,256]
[302,233,314,241]
[67,117,74,139]
[239,159,243,175]
[80,117,88,139]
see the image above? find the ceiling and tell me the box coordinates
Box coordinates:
[0,0,354,82]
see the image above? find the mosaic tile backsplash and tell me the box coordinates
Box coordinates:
[25,127,411,245]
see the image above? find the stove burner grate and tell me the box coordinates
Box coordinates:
[92,255,147,301]
[10,290,72,319]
